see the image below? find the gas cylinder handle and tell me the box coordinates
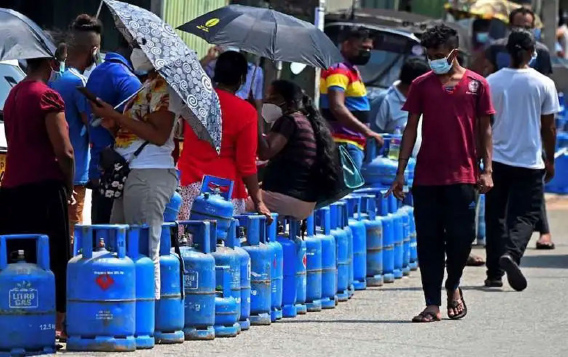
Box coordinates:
[226,219,237,249]
[258,215,268,244]
[215,265,232,297]
[201,175,234,201]
[126,226,142,260]
[305,213,315,236]
[329,203,340,230]
[316,208,331,235]
[289,219,300,240]
[235,215,261,245]
[179,220,211,254]
[267,213,278,243]
[115,226,127,259]
[0,234,50,271]
[366,196,377,221]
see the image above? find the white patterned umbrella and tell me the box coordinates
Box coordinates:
[103,0,222,153]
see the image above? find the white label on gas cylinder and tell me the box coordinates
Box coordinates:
[247,262,251,281]
[96,310,113,320]
[184,270,199,290]
[251,290,257,296]
[40,324,55,331]
[9,281,38,309]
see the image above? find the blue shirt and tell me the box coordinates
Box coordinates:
[205,61,264,100]
[86,53,142,180]
[49,68,90,185]
[373,81,408,133]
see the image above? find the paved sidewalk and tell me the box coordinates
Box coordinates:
[63,202,568,357]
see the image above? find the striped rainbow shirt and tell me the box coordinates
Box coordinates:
[319,62,370,150]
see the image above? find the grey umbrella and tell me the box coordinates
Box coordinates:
[177,5,343,69]
[0,8,57,61]
[103,0,222,153]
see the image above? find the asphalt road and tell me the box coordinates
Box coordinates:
[61,197,568,357]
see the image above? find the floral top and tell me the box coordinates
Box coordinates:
[114,74,175,169]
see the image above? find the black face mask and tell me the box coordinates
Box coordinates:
[350,49,371,66]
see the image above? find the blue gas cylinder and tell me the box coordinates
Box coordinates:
[190,175,235,240]
[210,220,241,336]
[359,195,384,287]
[388,192,398,214]
[330,203,349,302]
[155,223,184,344]
[238,216,272,325]
[381,213,395,283]
[67,225,136,352]
[179,221,216,341]
[392,213,404,279]
[0,235,56,356]
[339,203,355,298]
[164,189,183,222]
[214,265,240,338]
[401,207,418,271]
[304,214,323,312]
[275,215,298,318]
[228,221,252,331]
[259,216,283,322]
[399,210,411,277]
[343,196,367,290]
[477,194,486,246]
[290,220,307,314]
[315,208,337,309]
[125,226,155,349]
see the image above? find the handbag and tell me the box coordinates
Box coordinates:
[98,141,149,199]
[315,145,365,209]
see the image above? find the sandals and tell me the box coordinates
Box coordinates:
[412,311,441,323]
[447,288,467,320]
[536,241,555,250]
[466,254,485,267]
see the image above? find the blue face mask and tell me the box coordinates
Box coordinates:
[428,50,454,74]
[529,51,538,66]
[476,32,489,44]
[533,28,542,41]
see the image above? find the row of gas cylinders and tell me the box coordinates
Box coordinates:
[0,176,418,354]
[0,205,417,354]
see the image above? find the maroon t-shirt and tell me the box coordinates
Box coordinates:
[2,80,66,188]
[402,70,495,186]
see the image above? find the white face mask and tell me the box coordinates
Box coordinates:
[130,48,154,72]
[262,103,283,124]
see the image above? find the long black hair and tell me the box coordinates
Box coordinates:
[271,79,339,193]
[506,28,536,68]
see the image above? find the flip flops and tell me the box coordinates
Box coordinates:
[412,311,441,323]
[447,288,467,320]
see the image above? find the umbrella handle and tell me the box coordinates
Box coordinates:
[96,0,104,19]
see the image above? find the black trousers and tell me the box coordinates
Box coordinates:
[535,190,550,235]
[91,189,114,224]
[0,180,70,313]
[413,184,476,306]
[485,162,543,279]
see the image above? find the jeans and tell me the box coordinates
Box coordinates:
[111,168,178,298]
[485,162,543,279]
[342,142,364,172]
[412,184,476,306]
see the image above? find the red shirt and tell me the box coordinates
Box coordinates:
[178,89,258,199]
[2,80,66,188]
[402,70,495,186]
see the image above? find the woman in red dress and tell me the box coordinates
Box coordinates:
[177,51,270,222]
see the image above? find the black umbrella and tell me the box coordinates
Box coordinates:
[177,5,343,69]
[0,8,56,61]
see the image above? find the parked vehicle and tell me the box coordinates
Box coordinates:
[0,60,26,183]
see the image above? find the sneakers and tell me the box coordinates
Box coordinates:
[484,278,503,288]
[499,254,527,291]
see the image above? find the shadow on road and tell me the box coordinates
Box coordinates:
[377,285,516,293]
[279,319,413,324]
[521,254,568,269]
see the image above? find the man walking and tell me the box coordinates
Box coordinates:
[485,29,559,291]
[388,25,494,322]
[319,27,384,170]
[483,7,555,250]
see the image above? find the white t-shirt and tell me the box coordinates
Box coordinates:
[115,76,175,169]
[487,68,560,169]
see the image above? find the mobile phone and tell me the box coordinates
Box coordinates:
[76,86,102,107]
